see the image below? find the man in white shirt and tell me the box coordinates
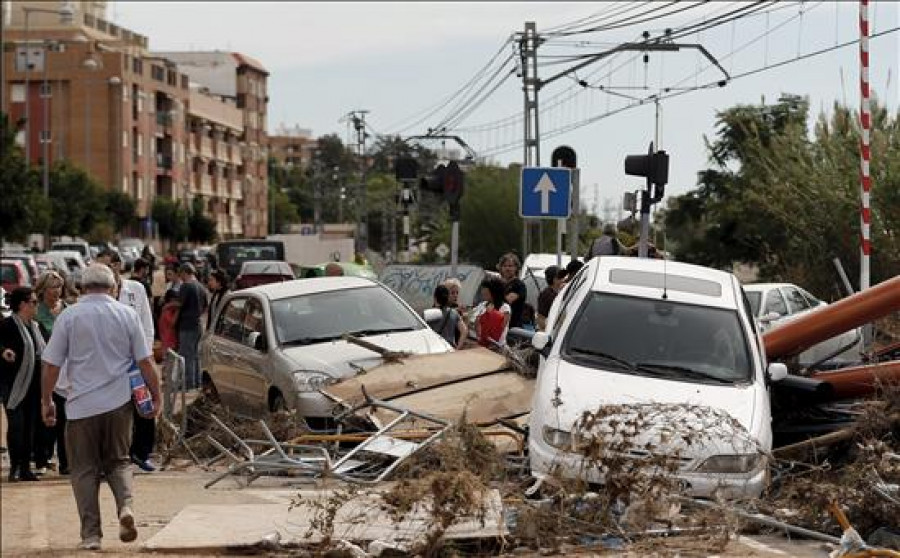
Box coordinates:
[97,249,157,473]
[41,264,161,551]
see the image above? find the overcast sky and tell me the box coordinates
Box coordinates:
[111,1,899,219]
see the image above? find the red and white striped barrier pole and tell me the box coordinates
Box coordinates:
[859,0,873,349]
[859,0,871,292]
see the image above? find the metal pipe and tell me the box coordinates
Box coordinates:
[810,360,900,400]
[763,275,900,359]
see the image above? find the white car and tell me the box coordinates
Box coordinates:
[200,277,453,426]
[528,256,787,499]
[743,283,861,368]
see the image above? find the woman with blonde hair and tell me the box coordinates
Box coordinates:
[33,270,70,474]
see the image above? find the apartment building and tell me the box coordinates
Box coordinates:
[154,51,270,238]
[1,0,269,240]
[269,124,317,169]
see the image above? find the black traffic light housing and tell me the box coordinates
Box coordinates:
[625,142,669,203]
[551,145,577,169]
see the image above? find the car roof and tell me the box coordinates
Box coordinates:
[238,276,380,301]
[586,256,740,309]
[743,283,794,291]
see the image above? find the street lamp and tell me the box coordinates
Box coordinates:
[22,1,75,164]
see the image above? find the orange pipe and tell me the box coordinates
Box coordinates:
[810,360,900,400]
[763,275,900,359]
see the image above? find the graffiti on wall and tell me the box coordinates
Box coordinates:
[379,265,486,313]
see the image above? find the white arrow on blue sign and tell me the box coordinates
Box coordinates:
[520,167,572,219]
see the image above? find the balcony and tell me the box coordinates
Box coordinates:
[230,216,243,234]
[200,174,213,196]
[230,180,243,200]
[156,112,173,128]
[156,153,172,171]
[200,137,214,158]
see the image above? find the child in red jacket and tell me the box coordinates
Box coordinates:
[477,277,510,349]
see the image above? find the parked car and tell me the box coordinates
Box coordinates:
[1,251,40,286]
[46,250,87,285]
[234,260,296,290]
[0,286,9,318]
[743,283,862,368]
[51,240,92,263]
[1,259,31,291]
[200,277,453,425]
[118,237,145,254]
[215,240,286,282]
[298,262,377,280]
[528,256,787,499]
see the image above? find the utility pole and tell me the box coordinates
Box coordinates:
[343,110,370,254]
[519,21,541,256]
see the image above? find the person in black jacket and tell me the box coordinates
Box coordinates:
[0,287,46,482]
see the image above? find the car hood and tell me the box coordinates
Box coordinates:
[281,329,451,380]
[538,359,761,455]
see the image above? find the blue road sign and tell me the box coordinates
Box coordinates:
[520,167,572,219]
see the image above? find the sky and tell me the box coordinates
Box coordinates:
[111,1,900,220]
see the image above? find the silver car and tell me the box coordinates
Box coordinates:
[199,277,453,424]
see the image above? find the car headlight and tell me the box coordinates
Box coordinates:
[292,371,336,392]
[542,426,575,451]
[694,453,764,474]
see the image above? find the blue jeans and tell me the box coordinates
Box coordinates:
[178,328,201,390]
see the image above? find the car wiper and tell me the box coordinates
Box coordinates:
[569,347,637,371]
[346,326,417,336]
[281,334,344,346]
[632,362,735,384]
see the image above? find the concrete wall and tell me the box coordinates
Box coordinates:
[379,265,486,314]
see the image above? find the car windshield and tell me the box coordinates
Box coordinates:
[746,291,762,316]
[562,292,753,384]
[272,285,424,346]
[242,261,289,275]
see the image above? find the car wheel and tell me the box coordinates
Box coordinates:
[270,391,287,413]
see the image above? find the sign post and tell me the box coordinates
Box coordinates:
[551,146,578,266]
[520,166,572,265]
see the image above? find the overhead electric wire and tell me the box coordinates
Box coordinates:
[542,2,656,35]
[427,52,517,133]
[381,35,513,135]
[545,1,709,37]
[480,24,900,158]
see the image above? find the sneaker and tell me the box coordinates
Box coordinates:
[78,537,101,550]
[119,506,138,543]
[130,455,156,473]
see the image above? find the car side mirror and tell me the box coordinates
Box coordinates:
[767,362,788,383]
[423,308,443,326]
[760,311,782,323]
[532,331,552,357]
[247,331,266,351]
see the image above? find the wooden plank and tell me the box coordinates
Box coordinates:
[370,372,534,426]
[324,347,510,404]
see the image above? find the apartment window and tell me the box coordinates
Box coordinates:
[11,84,25,103]
[236,93,246,109]
[181,75,188,89]
[137,134,143,156]
[39,82,51,98]
[132,58,143,75]
[137,177,143,199]
[122,130,128,148]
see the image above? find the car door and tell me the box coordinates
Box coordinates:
[758,288,790,332]
[208,296,248,411]
[231,297,272,417]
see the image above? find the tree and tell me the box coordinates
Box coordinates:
[0,113,50,242]
[661,95,900,297]
[268,183,298,234]
[104,190,137,234]
[152,197,188,243]
[48,161,105,238]
[188,197,217,243]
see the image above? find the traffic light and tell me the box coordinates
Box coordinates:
[551,145,577,169]
[443,161,464,204]
[625,143,669,202]
[394,157,418,181]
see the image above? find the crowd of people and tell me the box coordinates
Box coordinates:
[0,248,232,550]
[429,252,586,351]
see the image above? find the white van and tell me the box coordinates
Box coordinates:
[528,256,787,499]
